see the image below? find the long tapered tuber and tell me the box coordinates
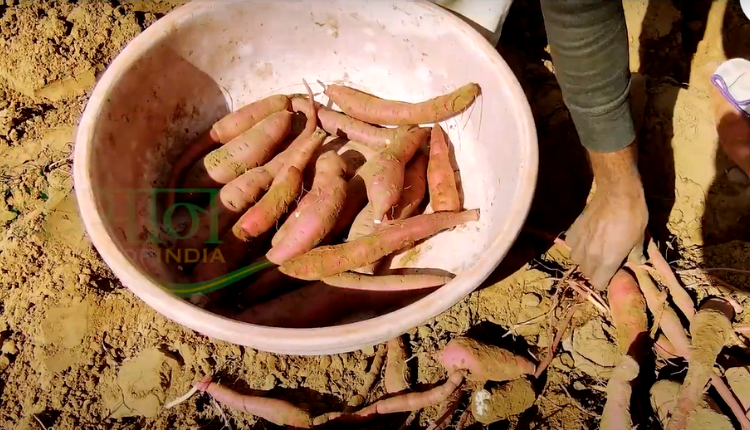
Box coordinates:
[325,83,481,126]
[195,375,313,428]
[667,299,734,430]
[279,209,479,280]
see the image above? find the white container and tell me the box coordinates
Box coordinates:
[73,0,538,355]
[432,0,514,46]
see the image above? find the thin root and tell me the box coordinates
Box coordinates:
[212,398,234,430]
[165,385,200,409]
[534,303,582,378]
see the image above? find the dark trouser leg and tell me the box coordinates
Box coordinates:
[540,0,635,153]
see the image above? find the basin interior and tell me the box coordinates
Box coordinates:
[83,2,534,327]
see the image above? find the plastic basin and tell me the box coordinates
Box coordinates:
[73,0,538,355]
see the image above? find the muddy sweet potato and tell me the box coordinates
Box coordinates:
[191,166,302,282]
[357,126,430,223]
[181,110,293,189]
[438,337,536,382]
[266,151,348,264]
[279,209,479,281]
[427,124,461,212]
[167,95,291,200]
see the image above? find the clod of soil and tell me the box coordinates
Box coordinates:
[565,318,619,379]
[725,366,750,412]
[470,378,536,424]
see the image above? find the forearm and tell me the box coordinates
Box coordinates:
[540,0,635,153]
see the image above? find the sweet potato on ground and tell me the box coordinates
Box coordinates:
[181,110,293,189]
[632,267,692,356]
[279,209,479,281]
[600,355,640,430]
[324,83,481,126]
[427,124,461,212]
[191,166,302,282]
[266,152,348,264]
[320,271,452,291]
[651,380,735,430]
[608,269,648,358]
[195,375,313,428]
[600,271,649,430]
[632,265,750,430]
[313,371,465,425]
[385,336,411,394]
[353,371,465,419]
[667,299,734,430]
[438,337,535,382]
[357,126,431,223]
[167,95,290,199]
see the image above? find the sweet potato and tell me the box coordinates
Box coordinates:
[385,336,411,394]
[235,166,303,241]
[357,126,431,223]
[264,82,327,175]
[608,269,648,359]
[324,83,481,126]
[632,267,692,357]
[438,337,536,382]
[279,209,479,281]
[195,375,313,428]
[314,371,465,426]
[393,150,429,219]
[178,85,325,251]
[181,110,293,189]
[354,371,465,419]
[320,271,453,291]
[167,95,290,200]
[667,299,734,430]
[266,152,348,264]
[318,106,399,150]
[191,166,302,282]
[650,380,735,430]
[600,356,640,430]
[352,152,429,274]
[427,124,461,212]
[236,281,436,328]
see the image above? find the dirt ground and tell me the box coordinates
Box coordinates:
[1,1,750,429]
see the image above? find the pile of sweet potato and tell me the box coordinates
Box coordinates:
[163,80,482,326]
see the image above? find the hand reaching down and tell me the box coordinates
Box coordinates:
[565,144,649,291]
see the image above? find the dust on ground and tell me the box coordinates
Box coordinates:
[1,1,750,429]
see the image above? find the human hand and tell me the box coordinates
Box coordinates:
[565,145,648,291]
